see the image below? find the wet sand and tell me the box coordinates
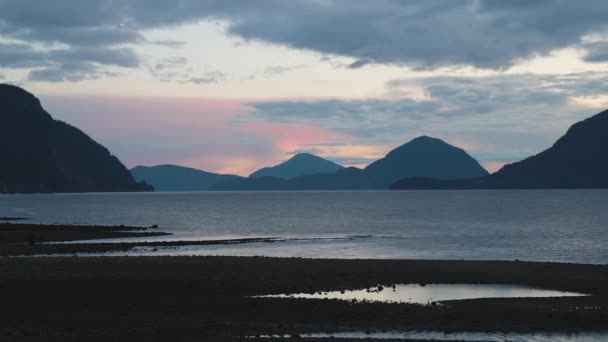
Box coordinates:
[2,256,608,341]
[1,224,608,341]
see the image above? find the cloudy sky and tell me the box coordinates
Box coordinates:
[2,0,608,175]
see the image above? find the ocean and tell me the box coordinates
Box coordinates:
[2,190,607,263]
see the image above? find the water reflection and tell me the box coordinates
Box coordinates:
[261,284,586,304]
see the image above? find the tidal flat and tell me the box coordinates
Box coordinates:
[1,256,608,341]
[1,223,608,341]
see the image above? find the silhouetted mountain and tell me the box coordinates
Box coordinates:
[131,165,242,191]
[250,153,343,179]
[364,136,488,188]
[211,167,368,191]
[392,108,608,189]
[212,137,487,190]
[0,84,151,193]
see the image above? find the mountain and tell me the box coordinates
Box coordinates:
[250,153,343,179]
[363,136,488,188]
[392,108,608,189]
[212,137,487,190]
[0,84,151,193]
[131,165,242,191]
[211,167,368,191]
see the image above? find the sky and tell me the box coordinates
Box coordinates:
[1,0,608,176]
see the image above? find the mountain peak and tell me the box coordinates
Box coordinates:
[250,153,343,179]
[290,152,317,159]
[394,108,608,189]
[365,136,488,186]
[383,136,460,160]
[0,84,35,98]
[488,107,608,188]
[559,108,608,143]
[1,85,150,193]
[0,84,48,120]
[399,135,449,148]
[289,152,333,163]
[410,135,443,143]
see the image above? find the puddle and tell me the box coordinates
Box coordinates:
[303,331,608,341]
[259,284,586,304]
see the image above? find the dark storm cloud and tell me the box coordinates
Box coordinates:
[1,0,608,80]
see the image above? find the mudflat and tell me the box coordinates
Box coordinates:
[1,224,608,341]
[1,256,608,341]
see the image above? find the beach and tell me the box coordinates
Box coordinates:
[1,224,608,341]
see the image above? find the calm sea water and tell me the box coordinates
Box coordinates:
[1,190,607,263]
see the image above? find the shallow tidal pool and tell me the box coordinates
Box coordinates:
[260,283,586,304]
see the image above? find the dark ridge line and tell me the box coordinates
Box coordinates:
[0,217,29,221]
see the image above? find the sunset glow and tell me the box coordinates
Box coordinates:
[2,1,608,175]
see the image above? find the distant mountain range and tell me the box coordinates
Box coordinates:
[131,165,242,191]
[131,156,345,191]
[6,84,607,193]
[392,108,608,189]
[210,136,488,190]
[0,84,151,193]
[250,153,343,179]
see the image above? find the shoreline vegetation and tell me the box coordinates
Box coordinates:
[1,223,608,341]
